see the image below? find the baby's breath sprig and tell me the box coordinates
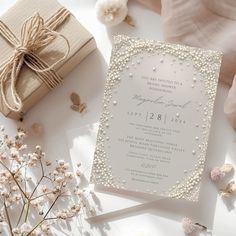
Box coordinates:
[0,126,95,235]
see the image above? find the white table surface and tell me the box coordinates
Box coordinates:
[0,0,235,235]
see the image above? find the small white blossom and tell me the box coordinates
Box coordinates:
[20,223,31,234]
[12,227,21,234]
[58,160,65,166]
[0,127,94,235]
[65,172,73,179]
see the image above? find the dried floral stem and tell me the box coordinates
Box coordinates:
[26,219,44,236]
[39,159,44,176]
[16,201,26,226]
[14,163,27,176]
[31,191,55,201]
[30,175,44,198]
[26,193,62,236]
[30,160,46,197]
[0,161,28,199]
[46,194,61,218]
[195,223,207,230]
[0,127,96,235]
[12,176,27,199]
[24,167,27,193]
[4,201,13,236]
[24,200,30,223]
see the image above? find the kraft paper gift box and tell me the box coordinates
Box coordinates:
[0,0,96,120]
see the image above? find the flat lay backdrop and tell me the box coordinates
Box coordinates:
[0,0,235,235]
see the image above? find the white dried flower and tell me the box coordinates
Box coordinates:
[12,227,21,234]
[74,186,82,195]
[40,222,50,233]
[41,185,48,193]
[65,172,73,179]
[0,127,96,235]
[58,160,65,166]
[20,223,31,234]
[210,164,233,181]
[55,176,63,183]
[95,0,128,27]
[12,185,18,191]
[76,169,81,177]
[10,147,19,157]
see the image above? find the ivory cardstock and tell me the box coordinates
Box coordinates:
[91,35,222,202]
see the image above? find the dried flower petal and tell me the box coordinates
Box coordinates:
[124,15,135,27]
[70,92,81,105]
[221,164,233,174]
[70,104,80,111]
[210,167,225,181]
[70,104,87,113]
[220,181,236,197]
[45,160,52,166]
[78,103,87,113]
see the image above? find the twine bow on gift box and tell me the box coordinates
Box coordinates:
[0,7,70,112]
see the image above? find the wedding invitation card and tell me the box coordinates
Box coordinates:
[91,35,222,201]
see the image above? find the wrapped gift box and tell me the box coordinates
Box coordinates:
[0,0,96,120]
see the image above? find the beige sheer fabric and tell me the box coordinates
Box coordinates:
[136,0,236,86]
[136,0,236,127]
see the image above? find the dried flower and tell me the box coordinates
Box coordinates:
[210,164,233,181]
[210,167,225,181]
[182,217,207,234]
[124,15,135,27]
[31,123,43,136]
[0,127,97,235]
[220,181,236,197]
[70,92,81,105]
[95,0,128,27]
[70,92,87,113]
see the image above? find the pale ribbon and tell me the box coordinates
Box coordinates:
[0,7,70,112]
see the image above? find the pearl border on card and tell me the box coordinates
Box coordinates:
[91,35,222,202]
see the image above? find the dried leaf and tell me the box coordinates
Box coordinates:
[70,92,87,113]
[70,92,81,105]
[46,161,52,166]
[221,164,233,173]
[78,103,87,113]
[70,104,80,112]
[124,15,135,27]
[226,181,236,192]
[220,181,235,197]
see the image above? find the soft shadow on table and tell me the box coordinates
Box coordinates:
[88,83,235,231]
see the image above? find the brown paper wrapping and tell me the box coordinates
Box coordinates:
[0,0,96,120]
